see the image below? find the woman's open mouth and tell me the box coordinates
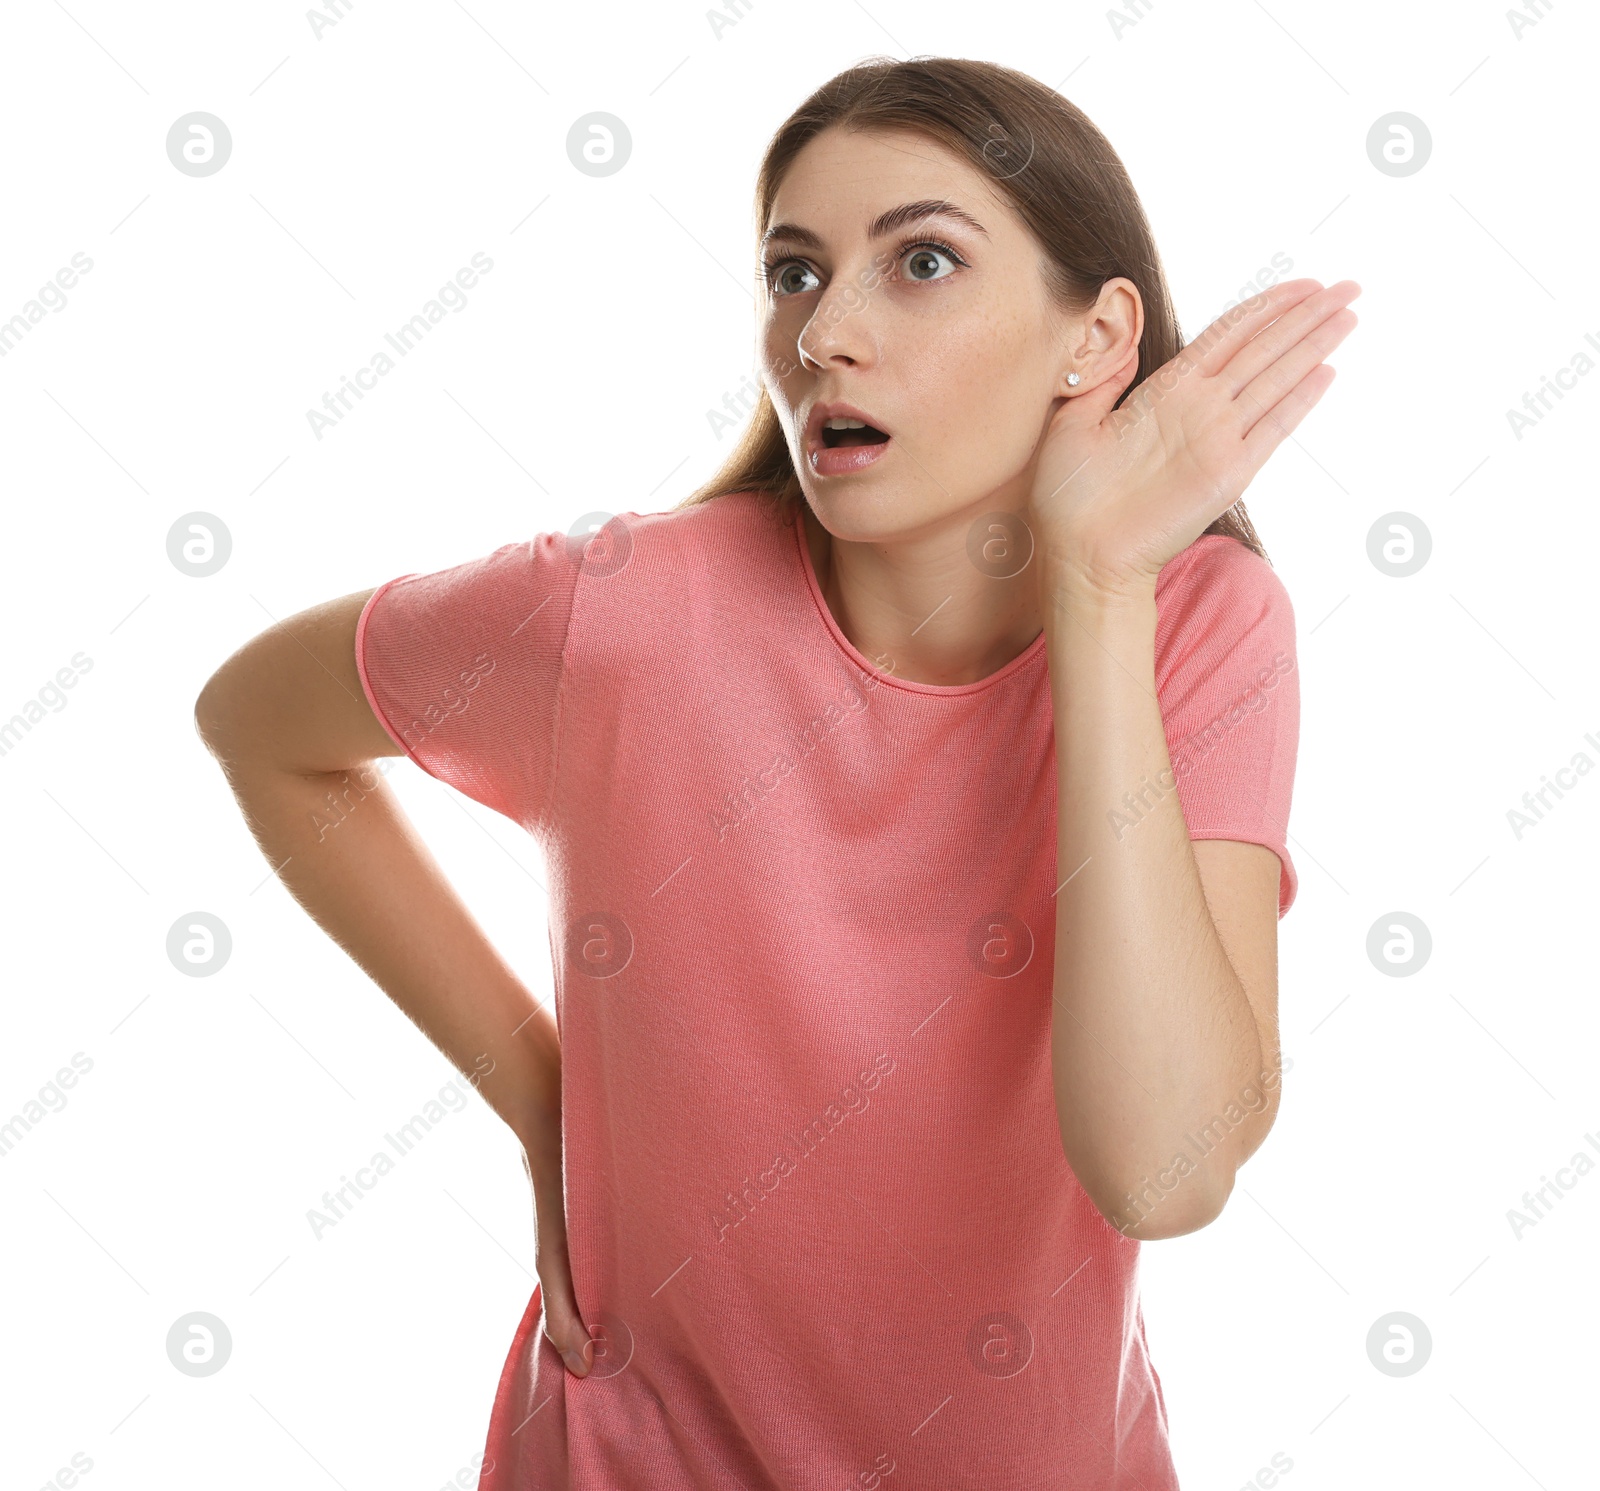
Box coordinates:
[810,415,892,476]
[821,422,890,449]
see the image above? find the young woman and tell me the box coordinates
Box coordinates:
[196,55,1356,1491]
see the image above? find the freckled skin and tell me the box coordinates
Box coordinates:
[761,125,1077,545]
[757,125,1139,685]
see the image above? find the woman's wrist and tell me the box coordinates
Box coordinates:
[1041,551,1158,622]
[1033,525,1159,608]
[512,1095,563,1178]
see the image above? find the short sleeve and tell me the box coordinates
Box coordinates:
[354,534,580,836]
[1153,534,1300,917]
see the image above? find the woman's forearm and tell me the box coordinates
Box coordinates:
[1042,564,1267,1240]
[199,744,563,1155]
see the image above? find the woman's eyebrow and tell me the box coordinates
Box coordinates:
[761,199,989,252]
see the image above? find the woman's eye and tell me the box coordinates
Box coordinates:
[768,261,821,296]
[901,244,960,282]
[763,242,963,296]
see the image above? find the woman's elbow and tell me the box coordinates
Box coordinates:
[1090,1165,1238,1241]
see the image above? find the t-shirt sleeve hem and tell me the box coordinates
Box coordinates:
[354,575,439,775]
[530,584,574,843]
[1187,827,1298,919]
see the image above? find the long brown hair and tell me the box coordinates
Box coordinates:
[677,54,1268,562]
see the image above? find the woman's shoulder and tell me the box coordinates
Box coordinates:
[1157,530,1271,582]
[1156,532,1291,618]
[1152,532,1296,681]
[565,488,792,591]
[612,488,787,548]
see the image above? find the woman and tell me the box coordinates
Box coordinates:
[196,55,1356,1490]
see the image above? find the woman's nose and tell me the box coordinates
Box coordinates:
[798,269,880,369]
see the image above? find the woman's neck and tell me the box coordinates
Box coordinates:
[798,499,1045,687]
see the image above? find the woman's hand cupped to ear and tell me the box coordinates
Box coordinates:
[1028,277,1360,598]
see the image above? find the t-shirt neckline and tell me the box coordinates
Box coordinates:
[787,502,1049,698]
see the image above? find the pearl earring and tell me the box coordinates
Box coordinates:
[1066,372,1081,387]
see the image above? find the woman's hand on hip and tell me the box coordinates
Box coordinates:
[521,1122,594,1378]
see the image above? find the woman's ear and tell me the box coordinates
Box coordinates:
[1070,278,1143,396]
[1052,363,1085,401]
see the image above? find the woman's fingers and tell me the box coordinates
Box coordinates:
[1239,361,1338,472]
[1137,279,1330,428]
[540,1248,593,1376]
[1190,278,1328,374]
[1221,280,1361,397]
[1234,306,1356,435]
[527,1157,593,1377]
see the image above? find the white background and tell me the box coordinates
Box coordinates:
[2,1,1595,1488]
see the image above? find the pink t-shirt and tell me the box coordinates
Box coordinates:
[354,489,1299,1489]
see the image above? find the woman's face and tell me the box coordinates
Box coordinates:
[759,125,1095,544]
